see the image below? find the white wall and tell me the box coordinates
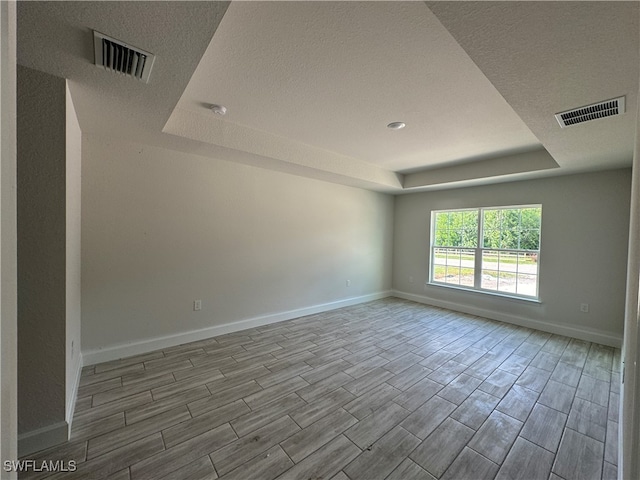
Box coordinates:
[1,0,18,474]
[65,83,81,430]
[620,92,640,478]
[393,169,631,347]
[81,135,394,361]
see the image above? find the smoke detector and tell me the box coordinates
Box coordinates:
[210,104,227,116]
[555,96,625,128]
[93,31,156,83]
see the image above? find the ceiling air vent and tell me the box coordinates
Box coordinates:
[555,96,625,128]
[93,31,156,83]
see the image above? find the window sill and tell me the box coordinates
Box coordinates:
[426,281,542,304]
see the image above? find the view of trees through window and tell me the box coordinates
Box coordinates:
[431,206,541,298]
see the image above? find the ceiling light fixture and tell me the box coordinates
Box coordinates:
[387,122,406,130]
[210,104,227,116]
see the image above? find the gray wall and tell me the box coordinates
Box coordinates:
[1,0,18,469]
[81,134,394,356]
[393,169,631,345]
[17,66,66,444]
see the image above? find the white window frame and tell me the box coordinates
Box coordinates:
[429,204,542,300]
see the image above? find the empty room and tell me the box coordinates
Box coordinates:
[2,1,640,479]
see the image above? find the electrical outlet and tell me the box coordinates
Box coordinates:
[194,300,202,311]
[409,276,414,283]
[580,303,589,313]
[346,280,351,287]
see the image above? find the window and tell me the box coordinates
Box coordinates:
[430,205,541,299]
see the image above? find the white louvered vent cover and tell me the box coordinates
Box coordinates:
[555,97,625,128]
[93,31,156,83]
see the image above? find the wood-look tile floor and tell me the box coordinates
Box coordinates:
[22,298,620,480]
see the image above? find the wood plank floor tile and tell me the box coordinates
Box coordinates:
[520,404,567,453]
[76,391,154,425]
[541,335,571,355]
[343,367,394,396]
[495,385,538,422]
[210,416,300,476]
[576,375,610,407]
[496,354,531,376]
[189,381,261,417]
[274,435,361,480]
[452,347,486,367]
[608,392,619,422]
[437,373,482,405]
[150,370,224,400]
[441,446,499,480]
[300,359,351,384]
[329,471,351,480]
[567,397,607,442]
[602,461,617,480]
[550,362,583,387]
[163,399,249,448]
[70,412,125,442]
[382,352,423,374]
[255,363,312,389]
[530,351,561,372]
[494,436,554,480]
[125,386,209,424]
[394,377,443,411]
[386,364,432,391]
[450,390,500,430]
[156,455,215,480]
[20,441,88,480]
[53,433,164,480]
[400,395,457,439]
[343,426,420,480]
[467,410,523,464]
[410,417,474,478]
[552,428,604,480]
[296,372,350,402]
[92,374,175,407]
[79,363,144,388]
[343,382,401,420]
[281,408,357,463]
[105,469,130,480]
[93,352,163,374]
[31,299,617,480]
[515,366,552,393]
[386,458,437,480]
[290,387,354,428]
[477,369,518,398]
[217,445,293,480]
[538,380,577,414]
[121,360,194,386]
[230,392,304,437]
[605,420,618,465]
[344,401,410,449]
[427,360,468,385]
[130,424,237,480]
[87,406,190,459]
[343,355,389,379]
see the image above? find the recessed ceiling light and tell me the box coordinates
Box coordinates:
[210,104,227,116]
[387,122,406,130]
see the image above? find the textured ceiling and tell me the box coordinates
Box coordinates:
[171,2,540,173]
[16,1,640,193]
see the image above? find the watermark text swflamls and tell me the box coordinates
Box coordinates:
[3,460,77,472]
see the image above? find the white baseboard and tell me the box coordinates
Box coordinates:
[392,290,622,348]
[18,421,68,457]
[82,291,393,366]
[66,352,83,434]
